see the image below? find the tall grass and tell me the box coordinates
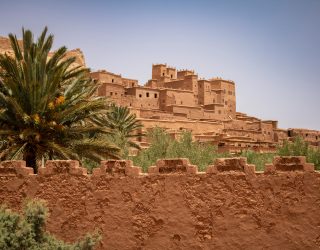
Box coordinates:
[130,128,228,172]
[277,136,320,170]
[130,129,320,172]
[239,151,275,171]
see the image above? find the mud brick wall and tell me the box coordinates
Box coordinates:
[0,157,320,249]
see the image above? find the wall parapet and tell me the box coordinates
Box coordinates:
[38,160,87,176]
[265,156,314,174]
[0,156,318,178]
[0,160,33,177]
[92,160,142,177]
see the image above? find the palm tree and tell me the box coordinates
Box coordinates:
[0,27,120,172]
[105,104,143,156]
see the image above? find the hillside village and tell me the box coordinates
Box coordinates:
[1,36,319,153]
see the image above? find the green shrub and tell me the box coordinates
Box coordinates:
[277,136,320,170]
[0,199,101,250]
[131,130,320,172]
[131,128,228,172]
[240,151,275,171]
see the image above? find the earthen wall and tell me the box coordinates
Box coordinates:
[138,118,224,134]
[0,157,319,249]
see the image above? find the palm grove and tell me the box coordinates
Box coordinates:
[0,28,141,173]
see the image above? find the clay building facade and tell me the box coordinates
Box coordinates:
[91,64,235,121]
[91,63,320,153]
[0,35,319,153]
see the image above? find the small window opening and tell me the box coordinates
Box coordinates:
[154,93,158,98]
[112,79,114,83]
[139,94,142,98]
[146,92,149,97]
[110,92,113,96]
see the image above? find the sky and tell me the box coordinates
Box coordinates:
[1,0,319,130]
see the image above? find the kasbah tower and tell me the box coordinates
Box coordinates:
[1,35,319,152]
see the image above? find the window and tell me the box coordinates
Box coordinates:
[181,101,183,104]
[171,74,173,78]
[139,94,142,98]
[110,92,113,96]
[112,79,114,83]
[115,92,117,96]
[146,92,149,97]
[154,93,158,98]
[162,73,165,76]
[132,83,134,87]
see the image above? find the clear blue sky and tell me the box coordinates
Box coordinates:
[1,0,319,130]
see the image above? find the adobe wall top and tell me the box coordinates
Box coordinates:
[0,156,317,178]
[93,70,121,77]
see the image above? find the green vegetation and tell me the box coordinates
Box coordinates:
[239,151,275,171]
[105,104,143,158]
[130,128,320,172]
[131,127,228,172]
[0,27,120,172]
[277,136,320,170]
[0,199,100,250]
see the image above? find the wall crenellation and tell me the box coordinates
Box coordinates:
[0,156,317,178]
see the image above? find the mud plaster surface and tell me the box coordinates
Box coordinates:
[1,164,320,249]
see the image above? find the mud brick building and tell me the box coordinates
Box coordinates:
[1,36,319,152]
[91,64,320,153]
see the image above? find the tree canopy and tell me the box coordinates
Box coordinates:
[0,27,120,172]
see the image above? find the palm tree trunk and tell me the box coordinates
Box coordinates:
[23,146,37,173]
